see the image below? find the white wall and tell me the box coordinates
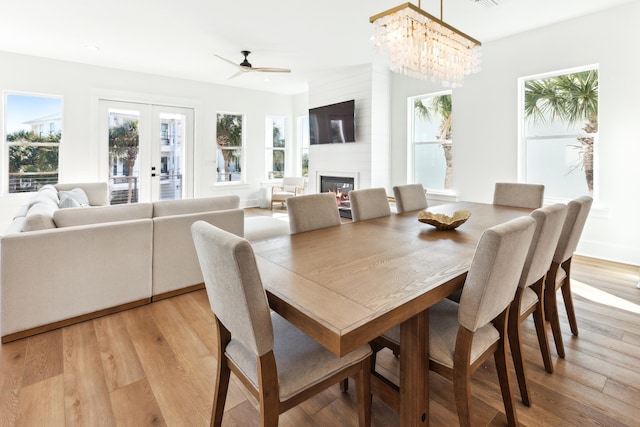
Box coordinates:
[0,51,295,225]
[388,1,640,266]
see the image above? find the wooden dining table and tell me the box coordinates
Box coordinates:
[251,201,531,426]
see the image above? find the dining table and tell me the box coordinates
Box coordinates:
[251,201,531,426]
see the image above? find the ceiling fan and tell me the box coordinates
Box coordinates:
[215,50,291,79]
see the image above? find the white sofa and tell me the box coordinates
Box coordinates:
[1,183,243,342]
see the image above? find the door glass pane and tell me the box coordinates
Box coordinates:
[158,112,185,200]
[108,109,140,204]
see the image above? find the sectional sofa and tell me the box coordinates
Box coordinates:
[0,182,243,343]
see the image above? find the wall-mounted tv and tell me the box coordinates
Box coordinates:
[309,99,355,145]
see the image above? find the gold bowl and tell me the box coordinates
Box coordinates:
[418,210,471,230]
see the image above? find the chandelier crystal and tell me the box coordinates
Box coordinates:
[370,1,482,87]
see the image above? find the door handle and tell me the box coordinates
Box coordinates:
[151,166,156,177]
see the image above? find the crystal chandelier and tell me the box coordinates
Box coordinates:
[370,1,482,87]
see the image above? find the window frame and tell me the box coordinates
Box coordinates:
[3,91,63,195]
[517,64,599,202]
[215,111,245,185]
[407,89,454,195]
[265,116,287,180]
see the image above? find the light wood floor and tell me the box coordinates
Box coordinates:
[1,210,639,426]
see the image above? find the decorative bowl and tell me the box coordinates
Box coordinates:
[418,210,471,230]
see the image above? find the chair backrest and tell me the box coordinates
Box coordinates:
[393,183,428,213]
[349,188,391,222]
[518,204,568,288]
[553,196,593,264]
[287,192,341,234]
[191,221,274,358]
[493,183,545,209]
[282,177,305,193]
[459,216,536,332]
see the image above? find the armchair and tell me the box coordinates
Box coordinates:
[270,177,305,210]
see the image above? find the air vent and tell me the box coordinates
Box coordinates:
[474,0,499,7]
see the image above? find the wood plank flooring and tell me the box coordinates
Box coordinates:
[1,209,639,426]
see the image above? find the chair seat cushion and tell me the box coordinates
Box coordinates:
[271,191,296,201]
[519,287,538,315]
[226,312,371,401]
[380,299,500,368]
[429,299,500,368]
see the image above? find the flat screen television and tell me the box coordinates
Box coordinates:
[309,99,355,145]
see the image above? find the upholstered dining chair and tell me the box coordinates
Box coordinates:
[392,183,428,213]
[545,195,593,358]
[191,221,372,427]
[271,177,305,210]
[493,182,545,209]
[286,192,341,234]
[374,216,535,427]
[349,188,391,222]
[508,203,567,407]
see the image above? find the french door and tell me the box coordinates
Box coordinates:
[99,100,194,203]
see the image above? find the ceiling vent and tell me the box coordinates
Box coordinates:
[474,0,499,7]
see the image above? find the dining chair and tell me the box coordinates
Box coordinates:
[374,216,535,427]
[493,182,545,209]
[544,195,593,358]
[286,192,341,234]
[392,183,428,213]
[270,177,305,210]
[349,187,391,222]
[191,221,372,427]
[508,203,567,407]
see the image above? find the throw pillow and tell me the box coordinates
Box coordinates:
[58,188,90,207]
[58,193,82,208]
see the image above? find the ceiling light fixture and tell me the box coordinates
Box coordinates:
[370,0,482,87]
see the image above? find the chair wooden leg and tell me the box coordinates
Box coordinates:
[545,263,566,358]
[340,378,349,393]
[561,259,579,336]
[258,352,279,427]
[453,328,474,427]
[212,320,231,427]
[210,358,231,427]
[494,311,519,427]
[508,292,530,406]
[355,357,372,427]
[532,279,554,373]
[452,364,472,427]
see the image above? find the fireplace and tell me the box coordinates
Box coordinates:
[320,175,355,219]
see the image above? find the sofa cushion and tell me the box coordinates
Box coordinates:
[58,188,90,207]
[23,202,58,231]
[152,195,240,217]
[53,203,153,228]
[35,185,60,205]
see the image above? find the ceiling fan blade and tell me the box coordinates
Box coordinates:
[250,67,291,73]
[227,70,247,80]
[214,54,244,70]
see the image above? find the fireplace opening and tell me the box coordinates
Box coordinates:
[320,175,354,219]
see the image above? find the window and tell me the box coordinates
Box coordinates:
[4,93,62,193]
[298,116,309,177]
[265,116,286,179]
[409,91,453,191]
[216,113,244,183]
[520,66,598,200]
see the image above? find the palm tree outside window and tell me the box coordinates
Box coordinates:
[521,67,598,200]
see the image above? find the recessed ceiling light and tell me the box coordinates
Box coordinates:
[85,44,100,51]
[474,0,499,7]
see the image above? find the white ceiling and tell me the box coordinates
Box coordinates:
[1,0,637,94]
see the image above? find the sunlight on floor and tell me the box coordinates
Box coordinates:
[572,279,640,314]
